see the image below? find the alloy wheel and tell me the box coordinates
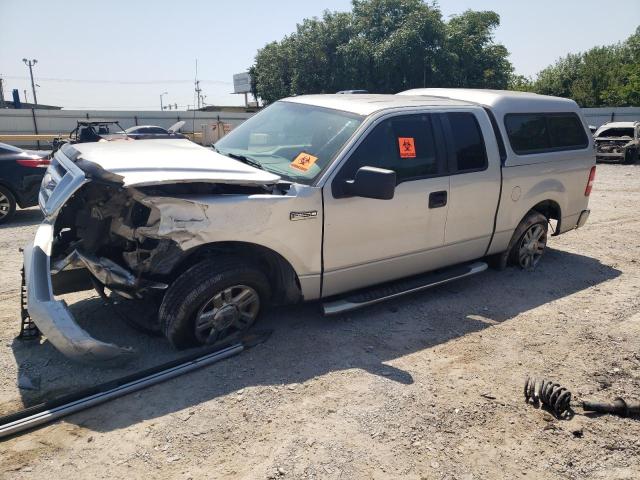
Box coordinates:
[194,285,260,344]
[0,192,11,220]
[517,223,547,270]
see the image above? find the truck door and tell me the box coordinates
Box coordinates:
[439,110,502,260]
[321,113,450,297]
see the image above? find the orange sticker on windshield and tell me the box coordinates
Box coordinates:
[398,137,416,158]
[290,152,318,172]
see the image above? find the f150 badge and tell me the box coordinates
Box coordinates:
[290,210,318,221]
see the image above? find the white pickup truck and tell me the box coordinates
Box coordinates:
[24,89,596,364]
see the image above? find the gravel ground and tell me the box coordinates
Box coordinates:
[0,164,639,479]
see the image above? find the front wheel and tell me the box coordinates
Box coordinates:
[159,257,270,349]
[508,212,548,270]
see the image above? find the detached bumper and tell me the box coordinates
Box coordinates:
[23,222,135,366]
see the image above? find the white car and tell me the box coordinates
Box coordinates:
[593,121,639,163]
[24,89,596,364]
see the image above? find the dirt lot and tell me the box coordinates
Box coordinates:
[0,164,639,479]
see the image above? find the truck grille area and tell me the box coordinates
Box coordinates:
[38,146,89,218]
[50,180,181,298]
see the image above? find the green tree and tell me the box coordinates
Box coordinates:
[440,10,512,89]
[250,0,513,104]
[529,26,640,107]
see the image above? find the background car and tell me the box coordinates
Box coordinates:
[123,121,186,139]
[593,121,639,163]
[0,142,50,223]
[52,120,187,153]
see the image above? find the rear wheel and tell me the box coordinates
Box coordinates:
[159,257,270,349]
[508,212,548,270]
[0,186,16,224]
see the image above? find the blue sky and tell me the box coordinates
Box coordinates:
[1,0,638,110]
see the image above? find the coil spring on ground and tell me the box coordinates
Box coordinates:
[524,376,572,418]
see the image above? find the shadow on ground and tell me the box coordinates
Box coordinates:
[0,208,42,230]
[7,247,621,432]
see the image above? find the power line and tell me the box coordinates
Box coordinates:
[4,75,231,85]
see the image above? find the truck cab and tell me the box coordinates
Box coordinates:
[24,90,595,364]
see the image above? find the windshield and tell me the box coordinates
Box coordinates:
[215,101,363,184]
[596,127,634,138]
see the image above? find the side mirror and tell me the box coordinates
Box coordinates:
[343,166,396,200]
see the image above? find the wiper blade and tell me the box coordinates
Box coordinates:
[224,152,264,170]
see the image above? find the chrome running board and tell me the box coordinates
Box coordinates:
[322,261,488,316]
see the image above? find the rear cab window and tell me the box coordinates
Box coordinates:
[504,113,588,155]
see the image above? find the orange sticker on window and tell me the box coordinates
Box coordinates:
[398,137,416,158]
[290,152,318,172]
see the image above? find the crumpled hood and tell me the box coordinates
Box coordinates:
[67,138,281,187]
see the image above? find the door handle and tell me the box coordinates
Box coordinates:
[429,190,447,208]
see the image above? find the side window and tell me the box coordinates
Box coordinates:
[446,112,488,172]
[505,114,550,153]
[336,114,442,187]
[547,115,588,148]
[505,113,588,154]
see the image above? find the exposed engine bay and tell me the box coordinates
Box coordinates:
[49,180,281,300]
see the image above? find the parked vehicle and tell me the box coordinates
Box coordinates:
[51,120,125,152]
[52,120,186,152]
[593,121,639,163]
[0,142,50,224]
[24,90,595,364]
[125,125,169,135]
[124,121,185,139]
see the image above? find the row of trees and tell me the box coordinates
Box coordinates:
[248,0,639,107]
[249,0,513,104]
[513,27,640,107]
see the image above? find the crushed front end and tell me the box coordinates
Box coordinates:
[594,136,639,163]
[24,140,283,365]
[24,145,190,365]
[24,145,140,365]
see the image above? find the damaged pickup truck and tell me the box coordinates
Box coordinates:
[24,90,596,365]
[594,121,639,163]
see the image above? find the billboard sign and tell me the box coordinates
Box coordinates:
[233,72,252,94]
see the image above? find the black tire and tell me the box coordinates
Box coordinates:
[488,211,548,271]
[0,185,16,225]
[111,293,163,336]
[624,148,638,165]
[507,211,548,270]
[159,257,270,349]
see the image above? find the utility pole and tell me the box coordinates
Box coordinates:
[22,58,38,106]
[194,58,202,110]
[0,75,5,108]
[160,91,168,111]
[195,80,202,109]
